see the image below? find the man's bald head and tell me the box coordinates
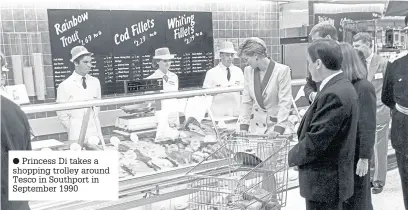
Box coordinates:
[309,21,338,41]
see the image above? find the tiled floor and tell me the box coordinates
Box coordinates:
[283,168,404,210]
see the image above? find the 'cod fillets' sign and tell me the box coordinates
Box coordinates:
[48,9,213,96]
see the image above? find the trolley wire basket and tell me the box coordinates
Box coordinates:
[185,133,292,210]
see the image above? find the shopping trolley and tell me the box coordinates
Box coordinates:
[185,133,292,210]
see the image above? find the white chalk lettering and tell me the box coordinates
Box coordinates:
[60,30,79,48]
[167,14,195,30]
[174,26,195,40]
[114,28,130,45]
[131,19,155,36]
[54,12,89,36]
[168,14,196,41]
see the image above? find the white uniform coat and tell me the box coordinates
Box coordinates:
[146,69,179,92]
[56,71,102,141]
[238,61,292,134]
[146,69,179,121]
[203,63,244,118]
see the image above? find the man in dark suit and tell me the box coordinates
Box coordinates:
[1,52,32,210]
[304,22,338,103]
[381,15,408,209]
[289,39,359,210]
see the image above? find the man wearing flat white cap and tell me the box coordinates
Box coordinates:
[56,46,103,142]
[203,41,244,118]
[146,47,178,92]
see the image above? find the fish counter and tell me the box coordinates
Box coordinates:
[22,86,308,210]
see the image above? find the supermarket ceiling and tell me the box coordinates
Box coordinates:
[384,0,408,16]
[277,0,388,4]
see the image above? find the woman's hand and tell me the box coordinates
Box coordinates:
[236,130,248,137]
[356,158,369,177]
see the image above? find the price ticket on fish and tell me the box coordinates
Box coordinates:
[8,151,118,201]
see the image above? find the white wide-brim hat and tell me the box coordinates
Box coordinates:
[219,41,237,54]
[153,47,175,60]
[70,46,93,62]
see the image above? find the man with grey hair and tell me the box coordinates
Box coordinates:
[353,32,390,194]
[304,21,338,103]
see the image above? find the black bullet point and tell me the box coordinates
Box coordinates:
[13,158,19,164]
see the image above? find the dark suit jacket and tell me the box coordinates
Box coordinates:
[304,73,318,102]
[353,79,376,160]
[289,73,359,203]
[1,96,32,210]
[382,52,408,154]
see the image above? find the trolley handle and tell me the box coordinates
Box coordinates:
[232,133,292,139]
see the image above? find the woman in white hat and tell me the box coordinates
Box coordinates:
[146,47,180,127]
[146,47,178,92]
[203,41,244,118]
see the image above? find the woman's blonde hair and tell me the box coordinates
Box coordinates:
[339,43,367,82]
[238,37,267,57]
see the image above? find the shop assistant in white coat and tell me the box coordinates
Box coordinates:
[146,47,178,92]
[146,47,179,125]
[203,41,244,118]
[56,46,103,142]
[237,38,292,136]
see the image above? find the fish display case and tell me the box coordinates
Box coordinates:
[22,83,307,210]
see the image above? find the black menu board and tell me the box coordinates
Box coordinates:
[48,9,213,96]
[47,9,115,95]
[163,12,214,88]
